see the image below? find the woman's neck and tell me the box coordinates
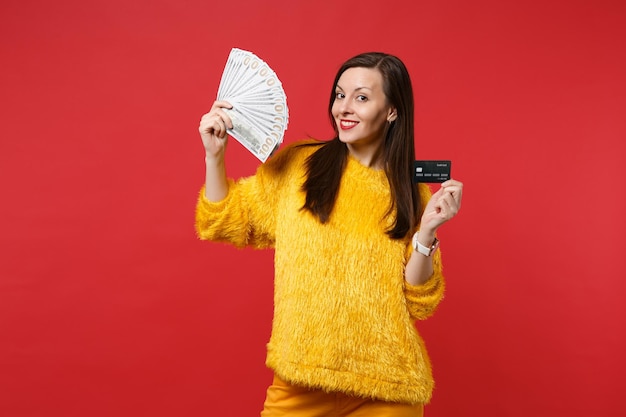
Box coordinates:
[346,142,384,169]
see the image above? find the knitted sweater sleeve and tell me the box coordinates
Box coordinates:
[195,167,280,249]
[195,142,300,248]
[404,250,445,321]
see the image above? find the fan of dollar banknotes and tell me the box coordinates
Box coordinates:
[216,48,289,162]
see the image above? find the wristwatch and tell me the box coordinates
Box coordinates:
[412,232,440,257]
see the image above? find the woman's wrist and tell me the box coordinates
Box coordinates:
[205,152,225,166]
[414,227,436,247]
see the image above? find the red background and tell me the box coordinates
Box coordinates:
[1,0,625,416]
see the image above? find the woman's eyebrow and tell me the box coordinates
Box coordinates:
[335,84,373,92]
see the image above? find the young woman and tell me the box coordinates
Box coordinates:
[196,52,463,416]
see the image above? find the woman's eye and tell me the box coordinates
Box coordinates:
[356,95,368,102]
[335,92,345,99]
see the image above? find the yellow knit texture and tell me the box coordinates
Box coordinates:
[196,141,445,404]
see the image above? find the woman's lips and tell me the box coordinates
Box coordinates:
[340,120,358,130]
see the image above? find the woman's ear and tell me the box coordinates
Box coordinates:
[387,108,398,122]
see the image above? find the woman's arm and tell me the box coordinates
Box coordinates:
[199,100,233,202]
[405,179,463,286]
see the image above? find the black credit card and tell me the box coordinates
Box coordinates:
[413,160,452,183]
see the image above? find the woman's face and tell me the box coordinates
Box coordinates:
[332,67,396,151]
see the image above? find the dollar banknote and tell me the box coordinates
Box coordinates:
[216,48,289,162]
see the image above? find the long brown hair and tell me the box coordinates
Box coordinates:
[300,52,421,239]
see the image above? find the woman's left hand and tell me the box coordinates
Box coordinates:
[419,179,463,235]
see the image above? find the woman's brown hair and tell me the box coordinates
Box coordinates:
[300,52,421,239]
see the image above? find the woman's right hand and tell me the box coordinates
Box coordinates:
[199,100,233,159]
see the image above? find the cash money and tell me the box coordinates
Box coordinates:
[216,48,289,162]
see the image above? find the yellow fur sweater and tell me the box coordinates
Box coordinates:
[195,141,445,405]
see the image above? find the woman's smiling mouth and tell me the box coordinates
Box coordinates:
[340,119,359,130]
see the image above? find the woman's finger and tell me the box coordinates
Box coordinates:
[214,108,234,130]
[211,100,233,111]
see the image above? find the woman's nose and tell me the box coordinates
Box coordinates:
[337,99,352,114]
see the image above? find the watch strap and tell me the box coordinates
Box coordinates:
[412,232,440,256]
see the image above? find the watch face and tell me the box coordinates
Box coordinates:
[430,238,440,255]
